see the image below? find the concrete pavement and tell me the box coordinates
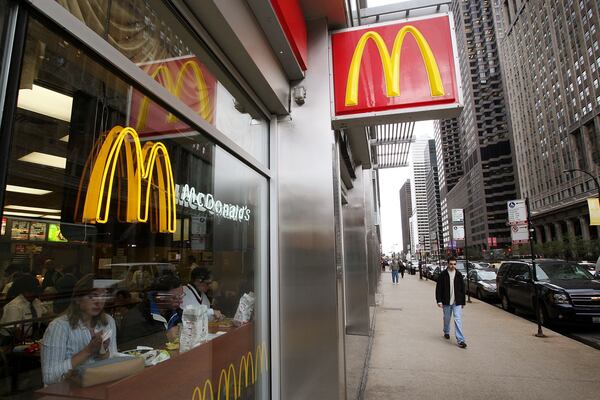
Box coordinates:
[363,272,600,400]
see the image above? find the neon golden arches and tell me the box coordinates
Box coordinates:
[345,26,445,106]
[82,125,177,233]
[136,60,213,130]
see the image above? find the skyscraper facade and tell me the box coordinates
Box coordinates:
[495,0,600,243]
[438,0,518,251]
[426,140,443,257]
[411,136,433,254]
[399,179,413,254]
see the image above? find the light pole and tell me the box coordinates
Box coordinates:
[563,168,600,198]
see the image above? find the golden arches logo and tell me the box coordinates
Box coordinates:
[345,26,445,106]
[136,59,213,130]
[192,343,268,400]
[82,125,177,233]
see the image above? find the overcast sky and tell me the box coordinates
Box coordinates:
[378,121,434,254]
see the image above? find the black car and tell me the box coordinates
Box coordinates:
[496,259,600,326]
[431,265,444,281]
[466,268,498,301]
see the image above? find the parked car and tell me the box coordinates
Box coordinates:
[423,264,435,279]
[496,259,600,326]
[431,265,446,282]
[466,268,498,301]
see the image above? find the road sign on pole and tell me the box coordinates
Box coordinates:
[452,225,465,240]
[507,199,527,225]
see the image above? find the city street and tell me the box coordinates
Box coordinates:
[363,272,600,400]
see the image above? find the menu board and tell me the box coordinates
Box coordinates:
[30,222,47,241]
[11,220,30,240]
[1,217,6,235]
[48,224,68,242]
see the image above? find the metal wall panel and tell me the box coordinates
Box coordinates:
[277,19,342,400]
[343,165,370,335]
[363,169,379,308]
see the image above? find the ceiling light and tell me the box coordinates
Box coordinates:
[60,135,69,142]
[2,211,42,218]
[5,205,61,213]
[5,185,52,195]
[17,84,73,122]
[42,215,61,220]
[19,152,67,169]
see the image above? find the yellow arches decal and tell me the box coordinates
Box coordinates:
[192,343,268,400]
[345,26,445,106]
[82,125,176,233]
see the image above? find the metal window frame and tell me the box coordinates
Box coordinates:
[0,2,28,217]
[24,0,271,179]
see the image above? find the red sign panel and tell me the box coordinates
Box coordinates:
[270,0,308,70]
[330,14,461,125]
[129,56,216,138]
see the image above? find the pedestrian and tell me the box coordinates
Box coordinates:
[435,256,467,348]
[399,260,406,279]
[391,258,400,285]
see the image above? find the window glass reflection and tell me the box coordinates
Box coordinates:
[54,0,270,164]
[0,16,268,398]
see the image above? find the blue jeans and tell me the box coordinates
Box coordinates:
[391,270,399,283]
[443,304,465,343]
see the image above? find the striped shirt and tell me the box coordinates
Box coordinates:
[41,314,117,385]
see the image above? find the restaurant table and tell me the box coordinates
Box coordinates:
[36,322,257,400]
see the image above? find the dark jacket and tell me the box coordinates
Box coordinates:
[118,302,181,349]
[435,269,466,306]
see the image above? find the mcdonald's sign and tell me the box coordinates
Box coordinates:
[81,126,176,233]
[129,56,216,137]
[330,14,462,128]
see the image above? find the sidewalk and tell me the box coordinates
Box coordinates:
[363,272,600,400]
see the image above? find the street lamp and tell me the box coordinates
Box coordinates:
[563,168,600,199]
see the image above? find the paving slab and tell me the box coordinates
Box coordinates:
[364,273,600,400]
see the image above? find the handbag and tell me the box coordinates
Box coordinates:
[68,355,144,387]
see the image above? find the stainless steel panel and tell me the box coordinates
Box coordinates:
[277,19,343,400]
[363,169,378,307]
[343,165,370,335]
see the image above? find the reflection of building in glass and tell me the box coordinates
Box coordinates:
[495,0,600,244]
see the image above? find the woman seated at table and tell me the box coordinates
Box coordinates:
[118,274,183,349]
[41,274,117,386]
[182,267,223,320]
[0,274,47,344]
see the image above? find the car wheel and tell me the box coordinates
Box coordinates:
[501,294,514,313]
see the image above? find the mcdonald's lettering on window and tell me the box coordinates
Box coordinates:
[129,55,216,137]
[330,14,462,126]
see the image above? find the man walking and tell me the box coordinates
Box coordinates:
[399,260,406,279]
[391,258,400,285]
[435,257,467,348]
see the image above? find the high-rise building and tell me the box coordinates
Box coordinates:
[434,119,463,248]
[495,0,600,244]
[438,0,518,251]
[399,179,413,254]
[426,140,443,257]
[411,135,433,254]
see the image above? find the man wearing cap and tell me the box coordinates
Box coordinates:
[182,267,223,320]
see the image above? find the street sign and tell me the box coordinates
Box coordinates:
[451,208,464,223]
[452,225,465,241]
[510,223,529,244]
[507,199,527,225]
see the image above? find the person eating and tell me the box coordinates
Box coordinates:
[182,267,223,320]
[41,274,117,385]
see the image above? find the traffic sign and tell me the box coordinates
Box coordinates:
[507,199,527,225]
[452,225,465,240]
[510,223,529,244]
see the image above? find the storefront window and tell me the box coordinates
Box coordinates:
[54,0,270,165]
[0,16,268,398]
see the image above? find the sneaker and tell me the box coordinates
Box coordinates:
[444,334,450,339]
[458,342,467,348]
